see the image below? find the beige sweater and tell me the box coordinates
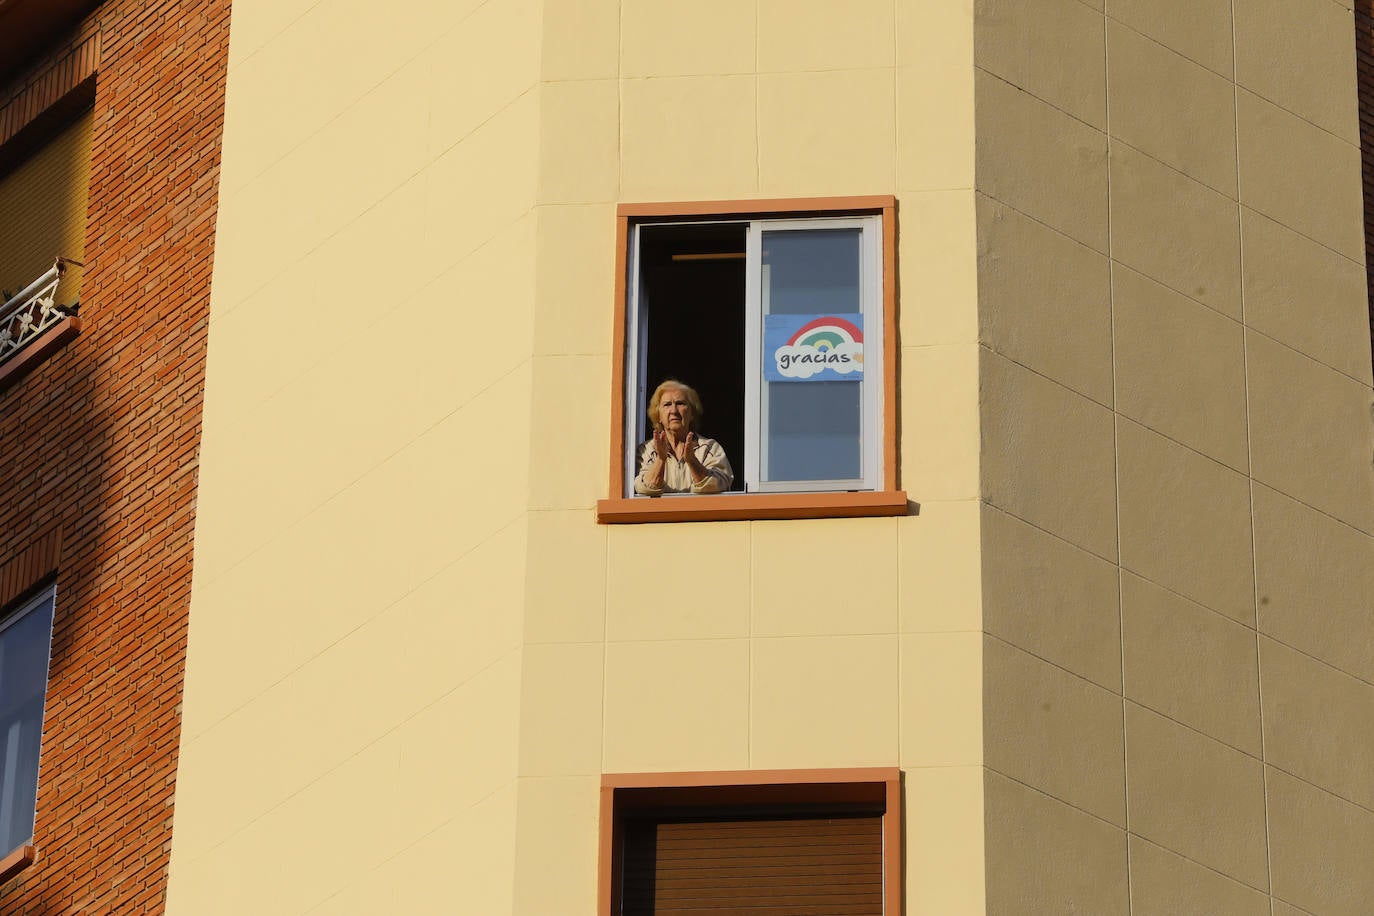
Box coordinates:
[633,436,734,495]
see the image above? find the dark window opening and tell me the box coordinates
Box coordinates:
[639,223,747,491]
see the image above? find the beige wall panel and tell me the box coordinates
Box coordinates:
[981,504,1121,691]
[603,639,750,772]
[176,652,522,915]
[606,522,751,641]
[177,598,524,861]
[1109,142,1241,319]
[428,0,542,158]
[224,0,320,67]
[1128,835,1270,916]
[392,653,524,841]
[196,213,538,579]
[533,203,615,357]
[1234,0,1359,144]
[170,732,411,915]
[202,177,433,412]
[0,109,90,304]
[524,510,606,644]
[1260,637,1374,810]
[758,0,894,72]
[752,518,898,637]
[899,632,982,767]
[182,370,532,730]
[1236,89,1364,263]
[526,354,611,510]
[984,637,1125,825]
[219,0,481,191]
[223,54,431,250]
[418,93,540,270]
[212,88,537,317]
[902,344,981,500]
[1125,704,1268,890]
[1247,330,1374,533]
[620,75,758,201]
[984,770,1129,915]
[241,782,517,916]
[897,56,974,190]
[541,0,618,80]
[1104,0,1232,76]
[904,766,986,915]
[518,643,605,777]
[977,195,1113,403]
[1253,484,1374,682]
[1116,418,1255,624]
[619,0,756,78]
[898,501,983,634]
[758,69,896,197]
[981,351,1118,559]
[1112,266,1248,471]
[1121,573,1260,755]
[975,0,1106,129]
[751,635,899,768]
[1267,767,1374,916]
[1242,209,1371,385]
[897,0,976,70]
[538,80,619,204]
[975,70,1109,252]
[512,777,600,916]
[1106,20,1237,197]
[898,191,978,345]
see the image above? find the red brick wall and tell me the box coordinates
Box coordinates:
[0,0,229,911]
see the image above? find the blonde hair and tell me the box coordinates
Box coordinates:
[647,379,704,433]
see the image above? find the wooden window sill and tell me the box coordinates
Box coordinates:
[0,315,81,394]
[596,490,910,524]
[0,844,36,886]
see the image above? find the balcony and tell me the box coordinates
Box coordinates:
[0,258,80,389]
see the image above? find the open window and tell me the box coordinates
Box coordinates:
[599,198,907,524]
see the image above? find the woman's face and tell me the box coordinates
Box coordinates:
[657,389,693,435]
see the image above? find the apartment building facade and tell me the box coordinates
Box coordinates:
[1,0,1371,914]
[0,0,230,912]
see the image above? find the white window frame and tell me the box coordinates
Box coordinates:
[623,214,884,498]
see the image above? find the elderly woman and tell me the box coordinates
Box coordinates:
[634,379,734,495]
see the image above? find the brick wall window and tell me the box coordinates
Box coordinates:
[0,585,55,879]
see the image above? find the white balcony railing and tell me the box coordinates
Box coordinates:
[0,259,78,368]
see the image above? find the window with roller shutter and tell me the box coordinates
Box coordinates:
[600,769,901,916]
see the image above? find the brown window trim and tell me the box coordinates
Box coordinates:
[598,767,903,916]
[0,315,81,395]
[599,196,907,525]
[0,844,35,887]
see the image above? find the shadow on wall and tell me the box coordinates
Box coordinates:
[1356,2,1374,357]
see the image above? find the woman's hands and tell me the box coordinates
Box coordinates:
[653,428,672,463]
[653,429,707,484]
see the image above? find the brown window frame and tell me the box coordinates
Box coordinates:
[598,767,903,915]
[597,197,908,524]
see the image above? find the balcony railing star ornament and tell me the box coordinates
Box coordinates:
[0,258,81,367]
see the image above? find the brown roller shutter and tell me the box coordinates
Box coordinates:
[621,812,884,915]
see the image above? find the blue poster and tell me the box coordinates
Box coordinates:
[762,314,865,382]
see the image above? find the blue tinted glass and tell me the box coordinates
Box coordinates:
[761,229,864,483]
[766,381,861,481]
[0,593,54,854]
[762,229,861,315]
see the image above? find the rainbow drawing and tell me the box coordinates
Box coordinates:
[765,313,865,381]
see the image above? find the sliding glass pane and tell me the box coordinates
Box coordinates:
[760,228,864,484]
